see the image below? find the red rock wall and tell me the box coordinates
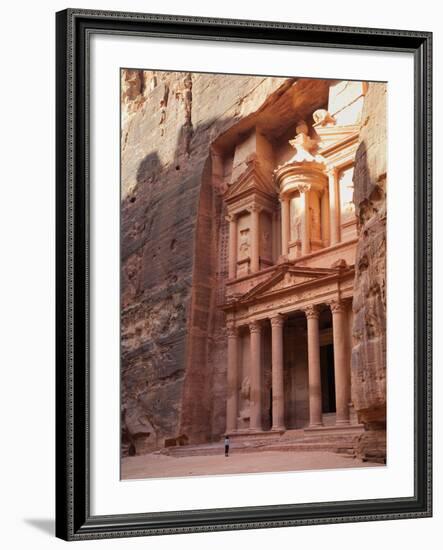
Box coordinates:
[121,70,288,455]
[351,82,387,462]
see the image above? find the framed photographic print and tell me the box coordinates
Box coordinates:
[55,8,432,541]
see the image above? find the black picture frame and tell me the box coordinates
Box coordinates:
[55,8,432,541]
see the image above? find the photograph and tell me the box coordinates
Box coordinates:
[120,70,387,480]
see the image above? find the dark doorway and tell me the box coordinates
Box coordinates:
[320,344,336,413]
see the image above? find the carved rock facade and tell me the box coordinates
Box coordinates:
[121,71,387,463]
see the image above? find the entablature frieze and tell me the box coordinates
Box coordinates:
[223,260,354,307]
[223,273,354,324]
[322,137,359,175]
[225,191,277,219]
[275,161,328,198]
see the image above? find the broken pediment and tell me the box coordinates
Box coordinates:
[314,123,360,154]
[224,158,276,203]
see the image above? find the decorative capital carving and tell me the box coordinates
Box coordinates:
[270,314,285,328]
[326,166,338,179]
[226,322,238,338]
[329,300,345,314]
[225,213,237,224]
[247,204,263,214]
[304,305,320,320]
[249,320,262,334]
[295,182,311,194]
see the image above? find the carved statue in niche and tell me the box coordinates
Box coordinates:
[261,230,271,257]
[290,196,303,242]
[339,166,356,217]
[238,228,250,260]
[240,376,250,400]
[237,376,251,428]
[310,202,321,241]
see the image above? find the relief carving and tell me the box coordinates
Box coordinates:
[237,376,251,428]
[238,229,250,260]
[260,229,271,258]
[290,197,303,241]
[309,202,321,241]
[240,376,250,400]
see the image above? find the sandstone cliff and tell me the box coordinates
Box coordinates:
[351,82,387,463]
[120,70,290,455]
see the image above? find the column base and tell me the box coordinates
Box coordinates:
[309,422,324,428]
[271,426,286,433]
[335,419,350,426]
[248,427,263,433]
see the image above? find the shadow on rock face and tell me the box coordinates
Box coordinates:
[136,151,162,190]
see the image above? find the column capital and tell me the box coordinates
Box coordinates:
[226,322,238,337]
[327,166,338,178]
[329,299,345,314]
[270,314,285,328]
[304,304,320,320]
[225,212,238,223]
[247,204,263,214]
[249,320,262,334]
[295,182,311,194]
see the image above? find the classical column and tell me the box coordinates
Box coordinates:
[321,189,330,246]
[328,168,340,245]
[280,197,290,258]
[249,205,261,272]
[305,305,323,427]
[270,315,285,431]
[272,210,280,263]
[226,322,239,433]
[330,300,350,424]
[249,320,262,431]
[227,214,238,279]
[300,187,311,256]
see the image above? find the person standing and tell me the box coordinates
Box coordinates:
[224,435,230,457]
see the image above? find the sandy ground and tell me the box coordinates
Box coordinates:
[121,450,382,480]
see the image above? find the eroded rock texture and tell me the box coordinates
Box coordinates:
[121,70,290,455]
[351,82,387,463]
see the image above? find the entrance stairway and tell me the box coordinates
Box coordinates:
[157,424,364,459]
